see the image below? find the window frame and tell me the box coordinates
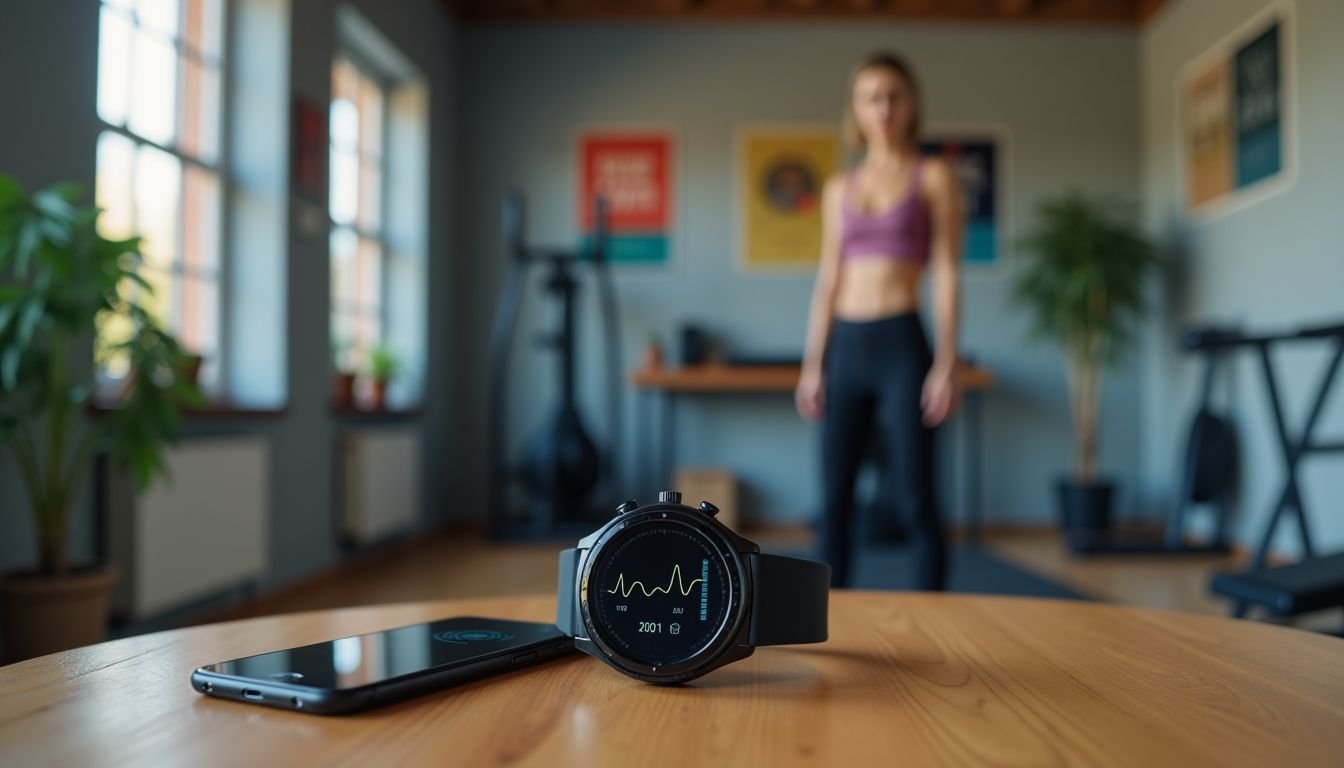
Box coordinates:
[329,47,394,366]
[94,0,234,395]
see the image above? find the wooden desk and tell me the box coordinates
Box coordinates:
[631,362,994,393]
[631,363,994,538]
[3,592,1342,766]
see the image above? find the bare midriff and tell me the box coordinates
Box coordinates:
[833,257,923,321]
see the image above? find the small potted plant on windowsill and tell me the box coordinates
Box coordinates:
[643,332,663,372]
[366,343,398,411]
[0,176,201,663]
[331,337,356,411]
[1012,192,1157,554]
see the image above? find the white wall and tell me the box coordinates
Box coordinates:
[1139,0,1344,556]
[452,21,1143,526]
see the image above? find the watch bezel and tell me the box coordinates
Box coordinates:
[578,504,749,683]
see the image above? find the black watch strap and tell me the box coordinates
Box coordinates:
[556,547,583,637]
[748,553,831,646]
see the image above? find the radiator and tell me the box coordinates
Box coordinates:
[106,436,269,619]
[342,428,421,545]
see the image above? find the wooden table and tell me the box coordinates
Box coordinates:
[4,592,1343,766]
[631,363,995,539]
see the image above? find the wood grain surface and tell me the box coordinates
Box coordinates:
[631,363,993,393]
[2,591,1343,766]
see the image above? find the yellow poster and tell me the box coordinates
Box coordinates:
[1184,58,1234,210]
[740,128,839,269]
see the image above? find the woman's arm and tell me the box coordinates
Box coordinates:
[921,157,963,425]
[796,175,846,421]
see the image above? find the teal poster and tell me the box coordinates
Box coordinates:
[1234,22,1282,188]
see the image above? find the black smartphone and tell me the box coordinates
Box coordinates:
[191,616,574,715]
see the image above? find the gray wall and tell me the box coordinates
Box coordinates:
[0,0,458,589]
[453,22,1144,526]
[0,0,102,572]
[1138,0,1344,556]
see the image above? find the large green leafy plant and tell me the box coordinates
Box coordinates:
[1013,193,1157,483]
[0,176,200,576]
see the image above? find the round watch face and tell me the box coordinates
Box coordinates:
[587,519,734,668]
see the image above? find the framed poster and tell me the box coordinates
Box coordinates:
[735,125,840,271]
[919,128,1007,270]
[1178,2,1294,217]
[577,130,674,265]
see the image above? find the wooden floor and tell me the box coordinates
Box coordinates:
[204,526,1341,631]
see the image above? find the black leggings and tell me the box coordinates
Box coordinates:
[820,311,946,590]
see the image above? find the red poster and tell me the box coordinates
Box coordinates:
[578,134,672,233]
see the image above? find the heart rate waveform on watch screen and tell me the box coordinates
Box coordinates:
[606,561,709,600]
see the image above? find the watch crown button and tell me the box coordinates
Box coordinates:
[698,501,719,516]
[658,490,682,504]
[615,499,639,515]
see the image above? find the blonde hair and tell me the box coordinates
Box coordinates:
[842,51,923,152]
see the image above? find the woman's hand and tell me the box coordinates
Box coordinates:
[795,365,825,422]
[921,362,959,426]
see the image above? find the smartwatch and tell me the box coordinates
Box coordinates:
[555,490,831,684]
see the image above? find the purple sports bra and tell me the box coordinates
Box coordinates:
[839,159,930,264]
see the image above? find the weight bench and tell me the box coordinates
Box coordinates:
[1204,320,1344,619]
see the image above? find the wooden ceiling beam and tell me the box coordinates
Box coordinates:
[449,0,1153,25]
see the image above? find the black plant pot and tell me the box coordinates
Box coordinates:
[1056,478,1115,554]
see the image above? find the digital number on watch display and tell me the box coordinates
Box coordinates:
[591,523,731,666]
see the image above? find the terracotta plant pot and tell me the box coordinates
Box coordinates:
[333,371,357,410]
[182,354,204,386]
[370,378,389,411]
[0,567,117,664]
[644,343,663,371]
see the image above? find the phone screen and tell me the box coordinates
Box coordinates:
[198,617,568,691]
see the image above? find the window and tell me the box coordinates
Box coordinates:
[329,6,429,409]
[95,0,226,389]
[329,55,386,369]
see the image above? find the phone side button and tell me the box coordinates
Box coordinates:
[511,652,538,665]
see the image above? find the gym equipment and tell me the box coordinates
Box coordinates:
[1204,319,1344,619]
[1064,326,1241,555]
[486,191,623,539]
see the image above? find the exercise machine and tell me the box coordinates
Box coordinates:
[486,191,623,539]
[1204,320,1344,620]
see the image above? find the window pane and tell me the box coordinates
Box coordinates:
[135,143,182,269]
[140,265,176,330]
[356,236,382,320]
[96,131,137,240]
[183,0,222,59]
[357,74,383,158]
[332,59,358,113]
[98,5,133,126]
[358,161,381,231]
[135,0,180,38]
[180,54,220,162]
[129,27,178,145]
[330,97,358,152]
[355,311,381,358]
[180,273,219,365]
[182,164,220,276]
[330,146,359,225]
[331,227,357,309]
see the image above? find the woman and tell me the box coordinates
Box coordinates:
[795,52,962,590]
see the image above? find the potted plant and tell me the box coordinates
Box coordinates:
[331,337,356,410]
[0,176,200,662]
[643,332,663,371]
[366,343,398,411]
[1013,192,1157,552]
